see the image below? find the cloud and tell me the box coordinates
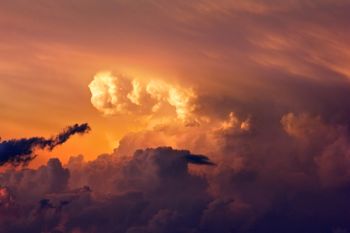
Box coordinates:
[104,109,350,233]
[2,0,350,232]
[89,71,197,122]
[50,123,91,150]
[0,186,14,208]
[0,147,214,233]
[1,126,350,233]
[185,153,216,166]
[0,158,70,203]
[0,123,90,166]
[281,112,350,187]
[115,111,251,158]
[67,147,215,195]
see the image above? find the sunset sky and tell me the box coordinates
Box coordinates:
[1,1,350,233]
[1,0,348,164]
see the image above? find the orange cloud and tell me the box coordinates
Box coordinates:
[88,71,197,123]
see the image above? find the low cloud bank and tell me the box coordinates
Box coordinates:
[1,119,350,233]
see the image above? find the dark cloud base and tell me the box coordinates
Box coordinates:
[1,142,349,233]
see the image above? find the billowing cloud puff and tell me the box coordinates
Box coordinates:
[0,116,350,233]
[89,71,197,122]
[1,125,350,233]
[0,158,70,203]
[281,113,350,187]
[115,111,251,157]
[0,147,215,233]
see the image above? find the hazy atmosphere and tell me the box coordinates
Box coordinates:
[1,1,350,232]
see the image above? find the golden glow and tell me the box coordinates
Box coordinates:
[1,0,349,167]
[89,71,125,115]
[88,71,197,123]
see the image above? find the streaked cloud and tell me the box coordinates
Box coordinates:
[0,123,90,166]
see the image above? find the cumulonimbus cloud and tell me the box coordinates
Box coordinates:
[1,110,350,233]
[0,123,90,166]
[88,71,197,122]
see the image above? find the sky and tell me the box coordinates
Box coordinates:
[1,0,350,232]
